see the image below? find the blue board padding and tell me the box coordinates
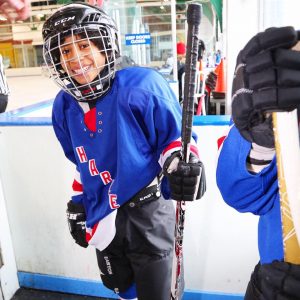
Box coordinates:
[0,99,53,126]
[0,99,230,127]
[18,271,244,300]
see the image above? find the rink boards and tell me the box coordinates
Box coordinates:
[0,100,258,300]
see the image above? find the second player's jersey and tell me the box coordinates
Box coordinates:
[216,125,282,264]
[52,67,185,228]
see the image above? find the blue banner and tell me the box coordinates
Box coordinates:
[125,33,151,45]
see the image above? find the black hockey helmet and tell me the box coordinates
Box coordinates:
[42,2,120,101]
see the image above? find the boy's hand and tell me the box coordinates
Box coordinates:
[66,201,88,248]
[231,26,300,148]
[163,151,206,201]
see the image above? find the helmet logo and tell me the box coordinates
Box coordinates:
[54,16,76,26]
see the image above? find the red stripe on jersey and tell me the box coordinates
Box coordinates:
[217,136,226,149]
[162,141,199,157]
[72,179,83,192]
[86,222,99,242]
[84,107,96,132]
[190,144,199,157]
[162,141,181,155]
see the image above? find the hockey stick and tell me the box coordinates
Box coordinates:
[272,40,300,264]
[273,110,300,264]
[171,4,202,300]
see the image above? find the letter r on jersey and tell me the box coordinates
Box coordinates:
[100,171,112,185]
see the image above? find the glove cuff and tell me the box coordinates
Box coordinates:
[67,200,86,214]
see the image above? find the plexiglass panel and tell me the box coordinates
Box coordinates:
[107,0,175,80]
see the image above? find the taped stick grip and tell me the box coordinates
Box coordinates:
[182,3,202,162]
[187,3,201,25]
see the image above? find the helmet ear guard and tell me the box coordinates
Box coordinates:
[42,3,120,102]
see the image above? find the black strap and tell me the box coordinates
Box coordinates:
[128,177,161,207]
[129,185,160,206]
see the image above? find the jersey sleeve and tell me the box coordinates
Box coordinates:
[137,84,183,154]
[130,72,199,199]
[134,73,199,164]
[146,92,199,167]
[216,125,278,215]
[121,69,198,163]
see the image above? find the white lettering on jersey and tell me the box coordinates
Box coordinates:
[74,145,119,206]
[89,159,99,176]
[76,146,88,163]
[109,194,119,209]
[100,171,112,185]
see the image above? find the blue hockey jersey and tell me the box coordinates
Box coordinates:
[216,125,283,264]
[52,67,188,228]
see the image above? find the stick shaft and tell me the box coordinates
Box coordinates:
[273,111,300,263]
[172,4,202,299]
[181,4,201,162]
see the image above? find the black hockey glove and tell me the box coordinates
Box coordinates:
[258,260,300,300]
[163,151,206,201]
[231,26,300,148]
[66,200,88,248]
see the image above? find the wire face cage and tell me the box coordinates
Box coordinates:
[43,24,119,102]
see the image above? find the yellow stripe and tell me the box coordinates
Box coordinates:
[273,112,300,263]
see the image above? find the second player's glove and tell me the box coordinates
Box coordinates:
[66,200,88,248]
[258,260,300,300]
[163,151,206,201]
[231,26,300,148]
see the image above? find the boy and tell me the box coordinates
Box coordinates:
[216,26,300,299]
[42,3,206,300]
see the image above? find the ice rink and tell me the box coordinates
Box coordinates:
[6,72,60,112]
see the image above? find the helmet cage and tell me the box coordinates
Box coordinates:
[43,23,119,101]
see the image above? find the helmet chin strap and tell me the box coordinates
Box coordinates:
[72,65,113,103]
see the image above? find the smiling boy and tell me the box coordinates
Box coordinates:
[42,3,206,300]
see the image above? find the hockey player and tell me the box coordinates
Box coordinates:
[216,26,300,299]
[42,3,206,300]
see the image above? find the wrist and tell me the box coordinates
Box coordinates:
[247,143,275,173]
